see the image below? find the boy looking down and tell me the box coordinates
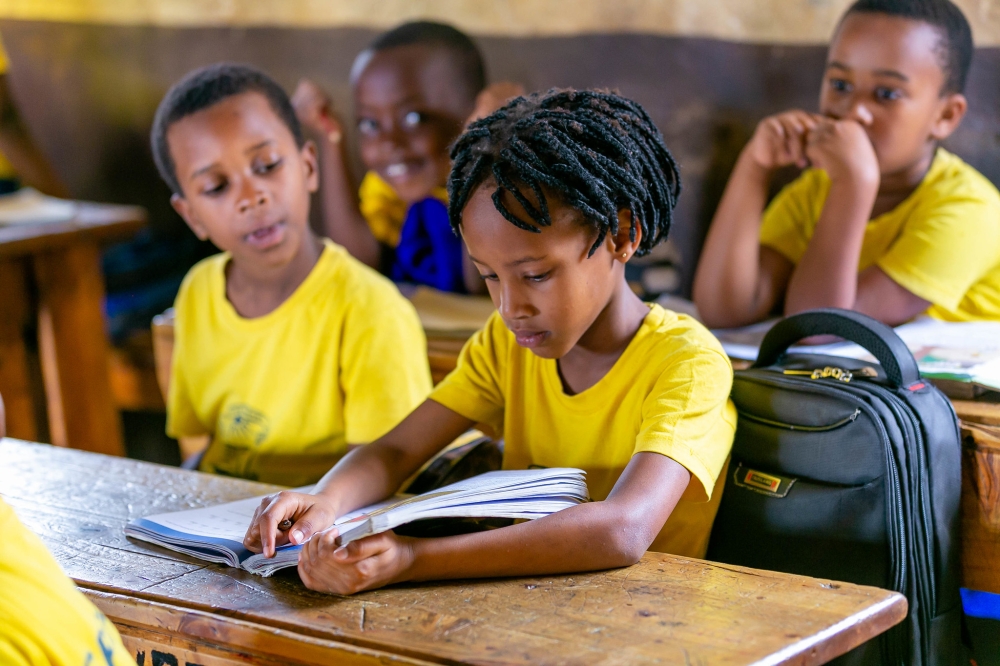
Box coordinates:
[152,64,431,485]
[694,0,1000,327]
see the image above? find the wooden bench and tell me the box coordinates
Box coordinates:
[0,438,907,665]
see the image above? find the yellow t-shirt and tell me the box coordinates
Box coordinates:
[167,239,432,485]
[760,148,1000,321]
[0,33,17,181]
[430,305,737,558]
[358,171,449,247]
[0,498,134,666]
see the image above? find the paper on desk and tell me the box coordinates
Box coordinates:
[716,317,1000,391]
[407,286,495,335]
[0,188,76,225]
[140,486,315,543]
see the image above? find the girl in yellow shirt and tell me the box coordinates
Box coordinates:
[244,89,737,595]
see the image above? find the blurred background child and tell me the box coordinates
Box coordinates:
[293,21,522,294]
[152,63,432,485]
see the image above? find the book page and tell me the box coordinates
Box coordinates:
[141,495,264,543]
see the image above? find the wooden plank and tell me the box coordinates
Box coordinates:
[32,241,125,455]
[86,590,439,666]
[954,399,1000,427]
[0,202,145,258]
[0,439,907,665]
[0,257,39,440]
[961,421,1000,594]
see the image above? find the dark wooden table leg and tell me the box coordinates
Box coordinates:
[32,241,124,456]
[0,257,40,440]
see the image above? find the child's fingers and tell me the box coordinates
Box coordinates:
[331,533,392,564]
[287,503,335,546]
[255,492,306,557]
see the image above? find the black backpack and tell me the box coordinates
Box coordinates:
[707,309,963,665]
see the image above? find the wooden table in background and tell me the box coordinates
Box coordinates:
[0,203,145,456]
[0,438,906,665]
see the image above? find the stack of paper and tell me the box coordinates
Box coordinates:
[0,188,76,225]
[715,317,1000,392]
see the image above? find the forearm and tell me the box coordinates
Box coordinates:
[313,400,475,516]
[315,138,381,267]
[692,151,775,327]
[405,499,650,583]
[784,179,875,314]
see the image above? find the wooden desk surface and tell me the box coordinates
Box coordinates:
[0,439,906,666]
[0,201,146,257]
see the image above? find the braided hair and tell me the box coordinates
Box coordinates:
[447,89,681,257]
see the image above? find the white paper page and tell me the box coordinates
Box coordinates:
[142,495,263,542]
[142,485,315,542]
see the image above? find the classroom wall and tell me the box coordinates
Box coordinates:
[2,0,1000,294]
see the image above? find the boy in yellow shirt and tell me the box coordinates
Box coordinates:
[693,0,1000,327]
[245,89,737,595]
[151,64,432,486]
[0,393,134,666]
[292,21,521,294]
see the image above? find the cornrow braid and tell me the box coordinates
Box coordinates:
[448,89,681,257]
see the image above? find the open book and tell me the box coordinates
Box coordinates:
[715,317,1000,394]
[125,468,588,577]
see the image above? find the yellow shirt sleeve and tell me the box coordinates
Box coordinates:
[429,312,508,436]
[759,169,829,264]
[877,191,1000,311]
[0,500,134,666]
[340,279,433,444]
[633,346,735,502]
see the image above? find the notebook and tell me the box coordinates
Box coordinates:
[715,317,1000,393]
[124,468,589,577]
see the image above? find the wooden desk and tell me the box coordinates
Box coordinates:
[0,203,145,456]
[0,439,907,665]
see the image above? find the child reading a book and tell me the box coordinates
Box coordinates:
[693,0,1000,328]
[293,21,521,294]
[244,89,737,595]
[151,63,432,486]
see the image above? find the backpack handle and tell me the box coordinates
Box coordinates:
[753,308,921,388]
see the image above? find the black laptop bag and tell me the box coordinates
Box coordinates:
[706,309,963,665]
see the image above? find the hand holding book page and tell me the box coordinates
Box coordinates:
[125,468,588,578]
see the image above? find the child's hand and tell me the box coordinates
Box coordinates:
[467,81,526,125]
[291,79,343,143]
[745,110,822,171]
[243,490,338,558]
[805,118,880,188]
[298,531,416,595]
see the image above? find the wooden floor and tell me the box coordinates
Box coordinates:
[0,438,906,665]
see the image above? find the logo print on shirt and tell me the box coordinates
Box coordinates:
[219,403,270,447]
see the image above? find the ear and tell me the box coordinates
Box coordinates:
[930,93,967,141]
[301,139,320,194]
[608,208,643,263]
[171,193,211,241]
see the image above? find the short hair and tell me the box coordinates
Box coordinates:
[843,0,973,94]
[447,89,682,257]
[151,63,303,195]
[363,21,486,100]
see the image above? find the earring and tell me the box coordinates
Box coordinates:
[621,252,628,259]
